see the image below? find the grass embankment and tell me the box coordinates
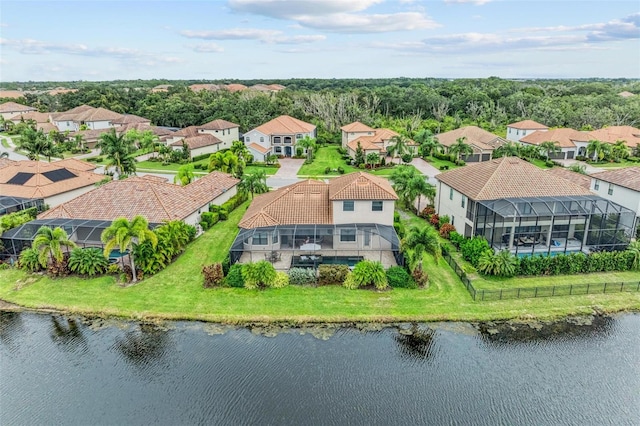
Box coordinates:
[1,204,639,323]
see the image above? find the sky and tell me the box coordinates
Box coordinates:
[1,0,639,82]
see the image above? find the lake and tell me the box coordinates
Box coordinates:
[1,312,639,425]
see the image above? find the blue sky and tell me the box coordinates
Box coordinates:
[1,0,639,81]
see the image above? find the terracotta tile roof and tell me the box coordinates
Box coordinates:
[507,120,548,130]
[140,174,169,183]
[0,159,105,199]
[9,111,50,123]
[225,84,248,92]
[73,107,123,123]
[0,158,17,169]
[0,91,26,99]
[591,167,640,192]
[346,128,409,152]
[520,128,590,149]
[47,88,78,96]
[170,134,222,149]
[546,168,592,189]
[329,172,398,201]
[173,126,200,138]
[68,128,112,142]
[0,102,36,113]
[248,143,271,154]
[39,172,238,222]
[436,126,506,151]
[239,180,331,229]
[37,123,58,133]
[253,115,316,135]
[587,126,640,148]
[51,104,96,121]
[198,119,239,130]
[435,157,593,200]
[250,84,273,92]
[267,84,286,91]
[53,158,96,172]
[189,84,221,92]
[112,114,151,125]
[341,121,375,133]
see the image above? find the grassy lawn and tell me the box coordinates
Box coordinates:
[472,271,640,290]
[588,160,639,169]
[1,138,9,148]
[423,156,460,171]
[530,158,553,169]
[244,165,279,176]
[298,146,358,176]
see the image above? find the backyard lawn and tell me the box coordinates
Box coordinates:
[423,156,459,171]
[298,146,358,176]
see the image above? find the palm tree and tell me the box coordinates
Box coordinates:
[539,140,561,161]
[208,151,243,177]
[477,250,518,277]
[415,129,441,159]
[366,152,380,169]
[627,241,640,270]
[98,128,136,175]
[519,144,539,162]
[174,164,195,186]
[296,136,317,161]
[101,216,158,283]
[448,137,474,162]
[230,140,252,163]
[32,226,77,267]
[391,165,436,211]
[73,134,86,153]
[20,127,57,161]
[387,135,411,163]
[586,139,604,161]
[611,140,629,162]
[403,226,441,271]
[494,141,520,158]
[408,175,436,213]
[239,170,269,199]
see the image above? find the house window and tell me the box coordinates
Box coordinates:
[461,196,466,209]
[253,232,268,245]
[608,184,614,196]
[260,137,264,143]
[451,216,455,226]
[449,188,454,200]
[343,201,354,211]
[296,134,302,139]
[594,180,600,190]
[372,201,383,211]
[246,136,250,142]
[275,147,281,153]
[340,229,356,242]
[274,136,281,144]
[272,231,279,244]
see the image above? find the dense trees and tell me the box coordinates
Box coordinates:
[98,129,137,176]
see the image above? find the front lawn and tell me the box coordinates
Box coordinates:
[423,156,460,171]
[588,159,639,169]
[298,146,358,176]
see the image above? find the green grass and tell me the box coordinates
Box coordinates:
[298,146,358,176]
[529,158,553,169]
[1,139,9,148]
[588,160,639,169]
[423,156,460,171]
[244,165,279,175]
[472,270,640,290]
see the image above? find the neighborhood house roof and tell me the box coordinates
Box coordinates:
[39,172,239,223]
[112,114,151,125]
[0,102,36,113]
[341,121,375,133]
[436,126,505,151]
[545,167,592,189]
[198,119,239,130]
[253,115,316,135]
[170,134,222,149]
[591,167,640,192]
[9,111,50,123]
[587,126,640,148]
[52,158,96,172]
[520,128,590,148]
[435,157,593,200]
[0,158,17,169]
[172,126,200,138]
[0,160,105,199]
[247,143,271,154]
[507,120,548,130]
[346,128,411,152]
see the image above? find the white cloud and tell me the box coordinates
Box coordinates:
[228,0,382,17]
[296,12,438,33]
[192,43,225,53]
[180,28,326,44]
[444,0,493,5]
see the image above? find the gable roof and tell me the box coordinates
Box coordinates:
[172,125,200,138]
[170,134,222,149]
[9,111,50,123]
[51,105,96,121]
[587,126,640,148]
[189,84,221,92]
[39,172,238,222]
[436,126,505,150]
[0,102,36,113]
[329,172,398,201]
[0,160,105,199]
[591,167,640,192]
[112,114,151,125]
[346,128,407,152]
[198,119,239,130]
[247,143,271,154]
[73,107,123,123]
[520,128,590,148]
[436,157,593,200]
[545,167,592,189]
[253,115,315,135]
[507,120,548,130]
[341,121,375,133]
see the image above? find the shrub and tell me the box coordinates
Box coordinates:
[68,248,108,276]
[19,248,42,272]
[438,215,450,227]
[439,223,456,239]
[419,206,435,219]
[271,271,290,289]
[455,159,466,166]
[200,212,219,230]
[459,237,490,267]
[429,214,440,228]
[350,260,388,290]
[47,253,71,277]
[545,160,555,168]
[393,211,401,223]
[411,266,429,288]
[218,207,228,221]
[242,260,277,289]
[386,266,417,289]
[324,166,331,174]
[343,272,358,290]
[0,263,9,270]
[209,205,220,213]
[224,264,245,288]
[393,221,406,239]
[477,250,518,277]
[318,264,350,285]
[449,231,465,248]
[202,262,224,288]
[288,267,317,286]
[337,166,345,174]
[107,264,122,275]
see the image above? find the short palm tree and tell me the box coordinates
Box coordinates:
[627,241,640,270]
[403,226,441,271]
[387,135,411,163]
[174,164,195,186]
[477,249,518,277]
[32,226,76,267]
[366,152,381,169]
[208,151,243,176]
[494,141,520,158]
[448,137,473,162]
[539,140,561,161]
[586,139,604,161]
[98,128,136,175]
[239,170,269,199]
[611,140,629,161]
[101,216,158,283]
[296,136,317,161]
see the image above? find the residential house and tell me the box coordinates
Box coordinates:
[111,114,152,127]
[243,115,316,160]
[51,105,124,132]
[341,121,376,148]
[0,91,26,100]
[0,159,105,207]
[506,120,549,142]
[189,84,222,92]
[151,84,171,93]
[0,102,36,120]
[590,167,640,229]
[618,91,635,98]
[588,126,640,150]
[196,119,239,150]
[545,168,592,190]
[435,126,506,162]
[231,172,400,269]
[345,128,417,160]
[519,128,590,160]
[435,157,634,255]
[225,84,248,92]
[170,134,223,159]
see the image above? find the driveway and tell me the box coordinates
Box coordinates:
[554,159,603,174]
[410,158,441,184]
[274,158,305,178]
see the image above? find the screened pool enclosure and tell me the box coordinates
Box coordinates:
[0,196,44,216]
[230,224,402,269]
[474,195,635,256]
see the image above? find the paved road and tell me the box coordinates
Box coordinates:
[0,135,29,161]
[410,158,441,184]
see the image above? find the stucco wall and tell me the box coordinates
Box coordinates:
[435,181,471,232]
[332,200,394,226]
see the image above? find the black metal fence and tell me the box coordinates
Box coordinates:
[441,246,640,302]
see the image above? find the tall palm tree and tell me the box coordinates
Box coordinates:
[230,140,252,163]
[20,127,57,161]
[174,164,195,186]
[611,139,629,161]
[208,150,243,177]
[407,175,436,213]
[98,128,136,175]
[586,139,604,161]
[494,141,520,158]
[415,130,441,159]
[296,136,317,161]
[238,170,268,199]
[387,135,411,163]
[390,165,435,211]
[101,216,158,283]
[448,136,474,162]
[539,140,561,161]
[403,226,441,271]
[32,226,76,267]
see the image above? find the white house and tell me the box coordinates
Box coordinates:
[519,128,590,160]
[0,102,37,120]
[51,105,124,132]
[506,120,548,142]
[341,121,376,148]
[243,115,316,158]
[590,167,640,229]
[170,134,223,159]
[196,119,239,151]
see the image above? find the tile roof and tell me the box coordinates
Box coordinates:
[239,172,398,229]
[0,158,17,169]
[68,128,112,142]
[545,168,592,189]
[346,128,410,152]
[253,115,316,135]
[267,84,286,91]
[0,159,105,199]
[435,157,593,200]
[170,134,222,149]
[341,121,376,133]
[587,126,640,148]
[189,84,221,92]
[436,126,506,150]
[172,126,200,138]
[0,102,36,113]
[73,107,123,123]
[248,143,271,154]
[507,120,548,130]
[9,111,50,123]
[0,91,26,99]
[225,84,248,92]
[519,128,590,148]
[53,158,96,172]
[112,114,151,125]
[37,123,58,133]
[51,105,95,121]
[39,171,238,222]
[591,167,640,192]
[618,91,635,98]
[198,119,239,130]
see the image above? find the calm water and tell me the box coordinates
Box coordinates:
[1,312,639,425]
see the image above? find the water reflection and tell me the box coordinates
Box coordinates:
[113,323,172,369]
[0,311,24,349]
[50,316,88,352]
[394,323,436,360]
